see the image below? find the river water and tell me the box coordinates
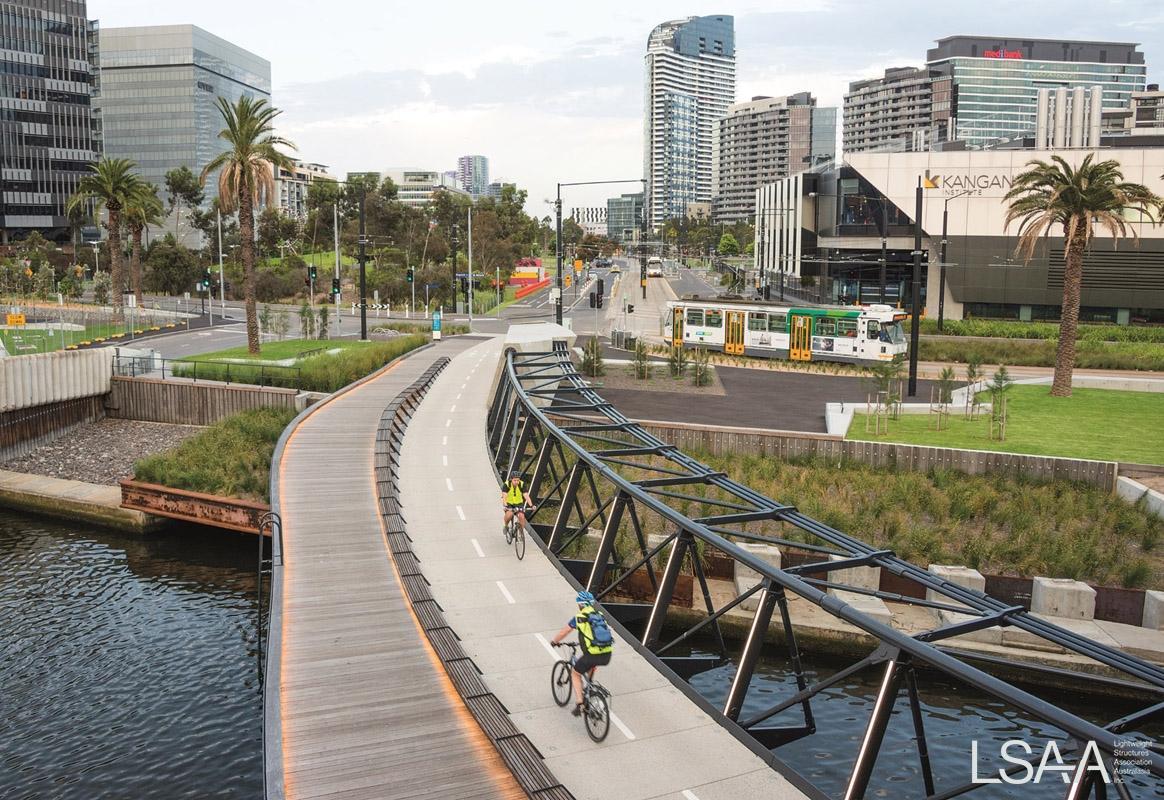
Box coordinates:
[0,510,262,799]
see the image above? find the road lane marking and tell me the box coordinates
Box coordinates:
[471,538,485,557]
[456,393,462,400]
[445,418,452,428]
[442,455,448,466]
[450,404,456,413]
[496,580,516,604]
[456,505,466,520]
[682,791,703,800]
[442,436,447,446]
[446,478,454,492]
[532,633,636,740]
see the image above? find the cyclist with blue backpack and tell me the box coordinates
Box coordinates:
[551,590,614,716]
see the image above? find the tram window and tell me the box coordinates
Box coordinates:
[768,313,786,332]
[867,320,881,340]
[686,308,704,326]
[816,317,837,337]
[837,319,858,338]
[748,312,767,332]
[705,309,723,328]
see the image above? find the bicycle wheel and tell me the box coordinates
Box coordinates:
[503,519,513,545]
[515,527,526,560]
[551,661,573,707]
[584,690,610,742]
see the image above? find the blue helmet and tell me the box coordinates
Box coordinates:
[575,590,595,605]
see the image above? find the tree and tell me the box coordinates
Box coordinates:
[123,184,164,305]
[33,263,54,300]
[1004,154,1161,396]
[144,235,202,296]
[258,206,300,257]
[202,96,296,354]
[298,300,316,339]
[717,232,740,256]
[164,166,204,237]
[92,271,111,305]
[66,158,143,321]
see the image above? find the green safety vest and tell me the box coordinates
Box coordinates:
[505,482,524,504]
[576,605,613,655]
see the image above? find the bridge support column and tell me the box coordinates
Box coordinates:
[548,462,585,552]
[724,578,778,721]
[528,436,554,505]
[643,530,692,650]
[587,492,627,592]
[844,654,904,800]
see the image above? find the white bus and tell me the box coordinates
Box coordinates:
[646,257,664,277]
[664,299,909,365]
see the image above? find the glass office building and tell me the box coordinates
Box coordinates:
[926,36,1147,148]
[644,15,735,228]
[606,192,644,242]
[0,0,99,243]
[96,25,271,204]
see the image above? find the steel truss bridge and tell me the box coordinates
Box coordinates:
[487,341,1164,800]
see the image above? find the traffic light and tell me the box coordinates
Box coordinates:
[626,304,634,314]
[588,291,596,309]
[202,267,211,292]
[763,284,771,301]
[331,277,340,295]
[596,293,603,309]
[597,278,604,297]
[309,265,318,281]
[406,267,414,284]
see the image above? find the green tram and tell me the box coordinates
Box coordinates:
[664,299,909,365]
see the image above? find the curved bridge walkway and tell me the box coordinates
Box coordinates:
[398,336,810,800]
[273,336,524,800]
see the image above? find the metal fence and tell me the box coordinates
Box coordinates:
[112,353,302,389]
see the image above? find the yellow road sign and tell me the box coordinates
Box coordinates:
[574,259,583,273]
[6,313,26,326]
[564,274,572,288]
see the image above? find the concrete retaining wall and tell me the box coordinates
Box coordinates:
[107,375,300,426]
[0,348,113,412]
[632,419,1119,491]
[1117,476,1164,518]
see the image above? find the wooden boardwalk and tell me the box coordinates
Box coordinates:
[270,338,525,800]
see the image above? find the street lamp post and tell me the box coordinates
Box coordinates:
[879,200,888,304]
[939,189,972,332]
[908,178,923,398]
[358,188,368,341]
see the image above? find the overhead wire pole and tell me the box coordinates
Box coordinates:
[333,202,340,338]
[216,210,225,314]
[908,177,923,397]
[358,188,368,341]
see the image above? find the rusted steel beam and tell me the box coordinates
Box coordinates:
[119,479,270,535]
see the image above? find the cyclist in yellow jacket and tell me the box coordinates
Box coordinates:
[502,473,532,533]
[551,591,614,716]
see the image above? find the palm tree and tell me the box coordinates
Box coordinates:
[1004,154,1160,397]
[201,96,295,354]
[124,184,164,306]
[66,158,143,321]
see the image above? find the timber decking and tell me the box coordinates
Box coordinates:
[273,337,524,800]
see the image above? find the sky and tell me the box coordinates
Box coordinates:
[92,0,1164,215]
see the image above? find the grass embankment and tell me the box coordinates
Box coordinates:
[696,450,1164,589]
[848,385,1164,464]
[174,335,432,392]
[1,320,175,354]
[915,318,1164,343]
[918,339,1164,372]
[134,407,295,503]
[182,338,366,362]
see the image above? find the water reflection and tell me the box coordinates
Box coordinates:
[0,510,262,799]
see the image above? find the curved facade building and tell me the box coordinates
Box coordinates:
[644,15,734,229]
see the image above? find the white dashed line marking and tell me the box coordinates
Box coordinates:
[682,791,702,800]
[471,538,485,557]
[532,633,636,740]
[450,404,456,413]
[496,580,516,604]
[446,478,454,492]
[442,455,448,466]
[456,505,465,520]
[456,393,462,400]
[442,436,447,446]
[445,418,452,428]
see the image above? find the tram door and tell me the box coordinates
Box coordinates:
[672,306,684,347]
[790,315,812,361]
[725,311,745,355]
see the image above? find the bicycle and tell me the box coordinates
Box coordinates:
[502,505,531,560]
[551,642,611,742]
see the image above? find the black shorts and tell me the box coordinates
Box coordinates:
[574,650,612,673]
[505,503,525,511]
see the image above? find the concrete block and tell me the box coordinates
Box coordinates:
[828,554,880,592]
[831,590,893,626]
[1030,577,1095,620]
[923,565,1000,644]
[733,544,781,611]
[1143,591,1164,631]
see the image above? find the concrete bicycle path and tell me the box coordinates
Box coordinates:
[398,335,810,800]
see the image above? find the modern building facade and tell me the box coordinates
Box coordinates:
[843,67,944,154]
[570,206,606,237]
[96,24,271,204]
[606,192,644,242]
[715,92,836,222]
[0,0,99,243]
[755,148,1164,322]
[272,160,332,219]
[484,181,513,200]
[1104,85,1164,136]
[456,154,489,198]
[644,15,735,228]
[926,36,1147,148]
[383,168,466,208]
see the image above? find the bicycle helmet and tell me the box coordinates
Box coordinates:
[575,590,595,605]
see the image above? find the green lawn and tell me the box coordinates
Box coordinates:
[265,250,356,268]
[184,338,366,362]
[848,385,1164,464]
[1,320,176,354]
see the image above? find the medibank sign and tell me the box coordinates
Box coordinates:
[923,170,1014,195]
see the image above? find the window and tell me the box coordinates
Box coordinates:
[705,309,723,328]
[686,308,704,326]
[867,320,881,340]
[768,313,787,332]
[815,317,836,337]
[837,319,858,338]
[748,312,767,332]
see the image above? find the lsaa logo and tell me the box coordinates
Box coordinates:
[971,740,1112,785]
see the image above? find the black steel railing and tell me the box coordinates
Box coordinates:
[112,354,302,389]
